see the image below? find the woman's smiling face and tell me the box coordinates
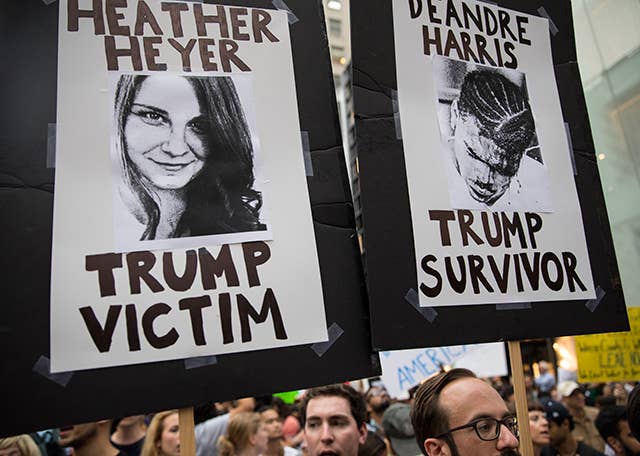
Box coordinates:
[124,75,209,190]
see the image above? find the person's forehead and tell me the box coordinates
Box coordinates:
[440,378,508,426]
[262,409,279,419]
[162,413,179,428]
[307,395,354,420]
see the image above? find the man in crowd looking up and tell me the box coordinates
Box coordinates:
[558,381,606,452]
[111,415,146,456]
[542,400,605,456]
[410,368,519,456]
[301,384,367,456]
[365,386,392,435]
[59,421,125,456]
[595,406,640,456]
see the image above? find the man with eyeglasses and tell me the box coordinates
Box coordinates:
[410,368,519,456]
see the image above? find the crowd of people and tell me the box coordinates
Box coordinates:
[4,365,640,456]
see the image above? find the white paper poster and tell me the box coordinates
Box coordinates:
[380,343,508,398]
[51,0,327,372]
[393,0,596,306]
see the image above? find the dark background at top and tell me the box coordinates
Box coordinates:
[0,0,379,436]
[351,0,628,350]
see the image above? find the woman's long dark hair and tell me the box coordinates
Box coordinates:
[114,74,265,240]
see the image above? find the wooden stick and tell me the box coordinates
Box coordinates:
[508,340,534,456]
[179,407,197,456]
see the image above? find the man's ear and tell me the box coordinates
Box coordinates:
[450,99,460,133]
[424,438,449,456]
[358,423,368,445]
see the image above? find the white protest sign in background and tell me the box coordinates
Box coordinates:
[380,343,508,398]
[51,0,327,372]
[393,0,595,306]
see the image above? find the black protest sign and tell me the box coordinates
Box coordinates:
[0,0,379,436]
[352,0,628,350]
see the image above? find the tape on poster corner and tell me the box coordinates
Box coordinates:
[272,0,299,25]
[564,123,577,175]
[42,0,57,4]
[585,286,605,312]
[184,355,218,370]
[391,90,403,140]
[46,123,56,169]
[32,356,74,387]
[495,302,532,311]
[537,7,559,36]
[405,288,438,322]
[301,131,314,176]
[311,323,344,357]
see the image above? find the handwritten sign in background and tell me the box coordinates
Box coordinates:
[576,307,640,382]
[380,342,508,398]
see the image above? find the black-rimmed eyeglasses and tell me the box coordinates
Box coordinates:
[435,416,518,442]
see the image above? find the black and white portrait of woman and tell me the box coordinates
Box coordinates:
[434,57,553,213]
[110,73,268,248]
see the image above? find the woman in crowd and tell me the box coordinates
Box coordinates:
[0,435,40,456]
[141,410,180,456]
[218,412,269,456]
[528,400,551,456]
[112,74,265,241]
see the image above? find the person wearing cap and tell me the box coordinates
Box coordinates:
[594,405,640,456]
[557,381,606,452]
[410,368,519,456]
[382,403,422,456]
[542,400,605,456]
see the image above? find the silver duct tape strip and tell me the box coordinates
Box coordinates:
[32,355,74,387]
[42,0,57,4]
[537,7,559,36]
[272,0,299,25]
[564,123,577,175]
[405,288,438,322]
[495,302,532,311]
[301,131,314,176]
[585,286,605,312]
[391,89,403,140]
[311,322,344,357]
[184,355,219,369]
[47,123,56,169]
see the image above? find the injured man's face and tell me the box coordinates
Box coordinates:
[451,114,524,205]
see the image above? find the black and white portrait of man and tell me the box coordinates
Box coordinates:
[434,57,553,212]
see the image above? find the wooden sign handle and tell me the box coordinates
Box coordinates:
[179,407,197,456]
[508,340,534,456]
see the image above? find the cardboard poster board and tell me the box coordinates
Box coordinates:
[576,307,640,383]
[352,0,628,349]
[0,0,379,437]
[393,0,594,306]
[380,342,508,398]
[52,0,326,372]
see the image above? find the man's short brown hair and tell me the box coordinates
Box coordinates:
[410,368,476,455]
[301,384,367,428]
